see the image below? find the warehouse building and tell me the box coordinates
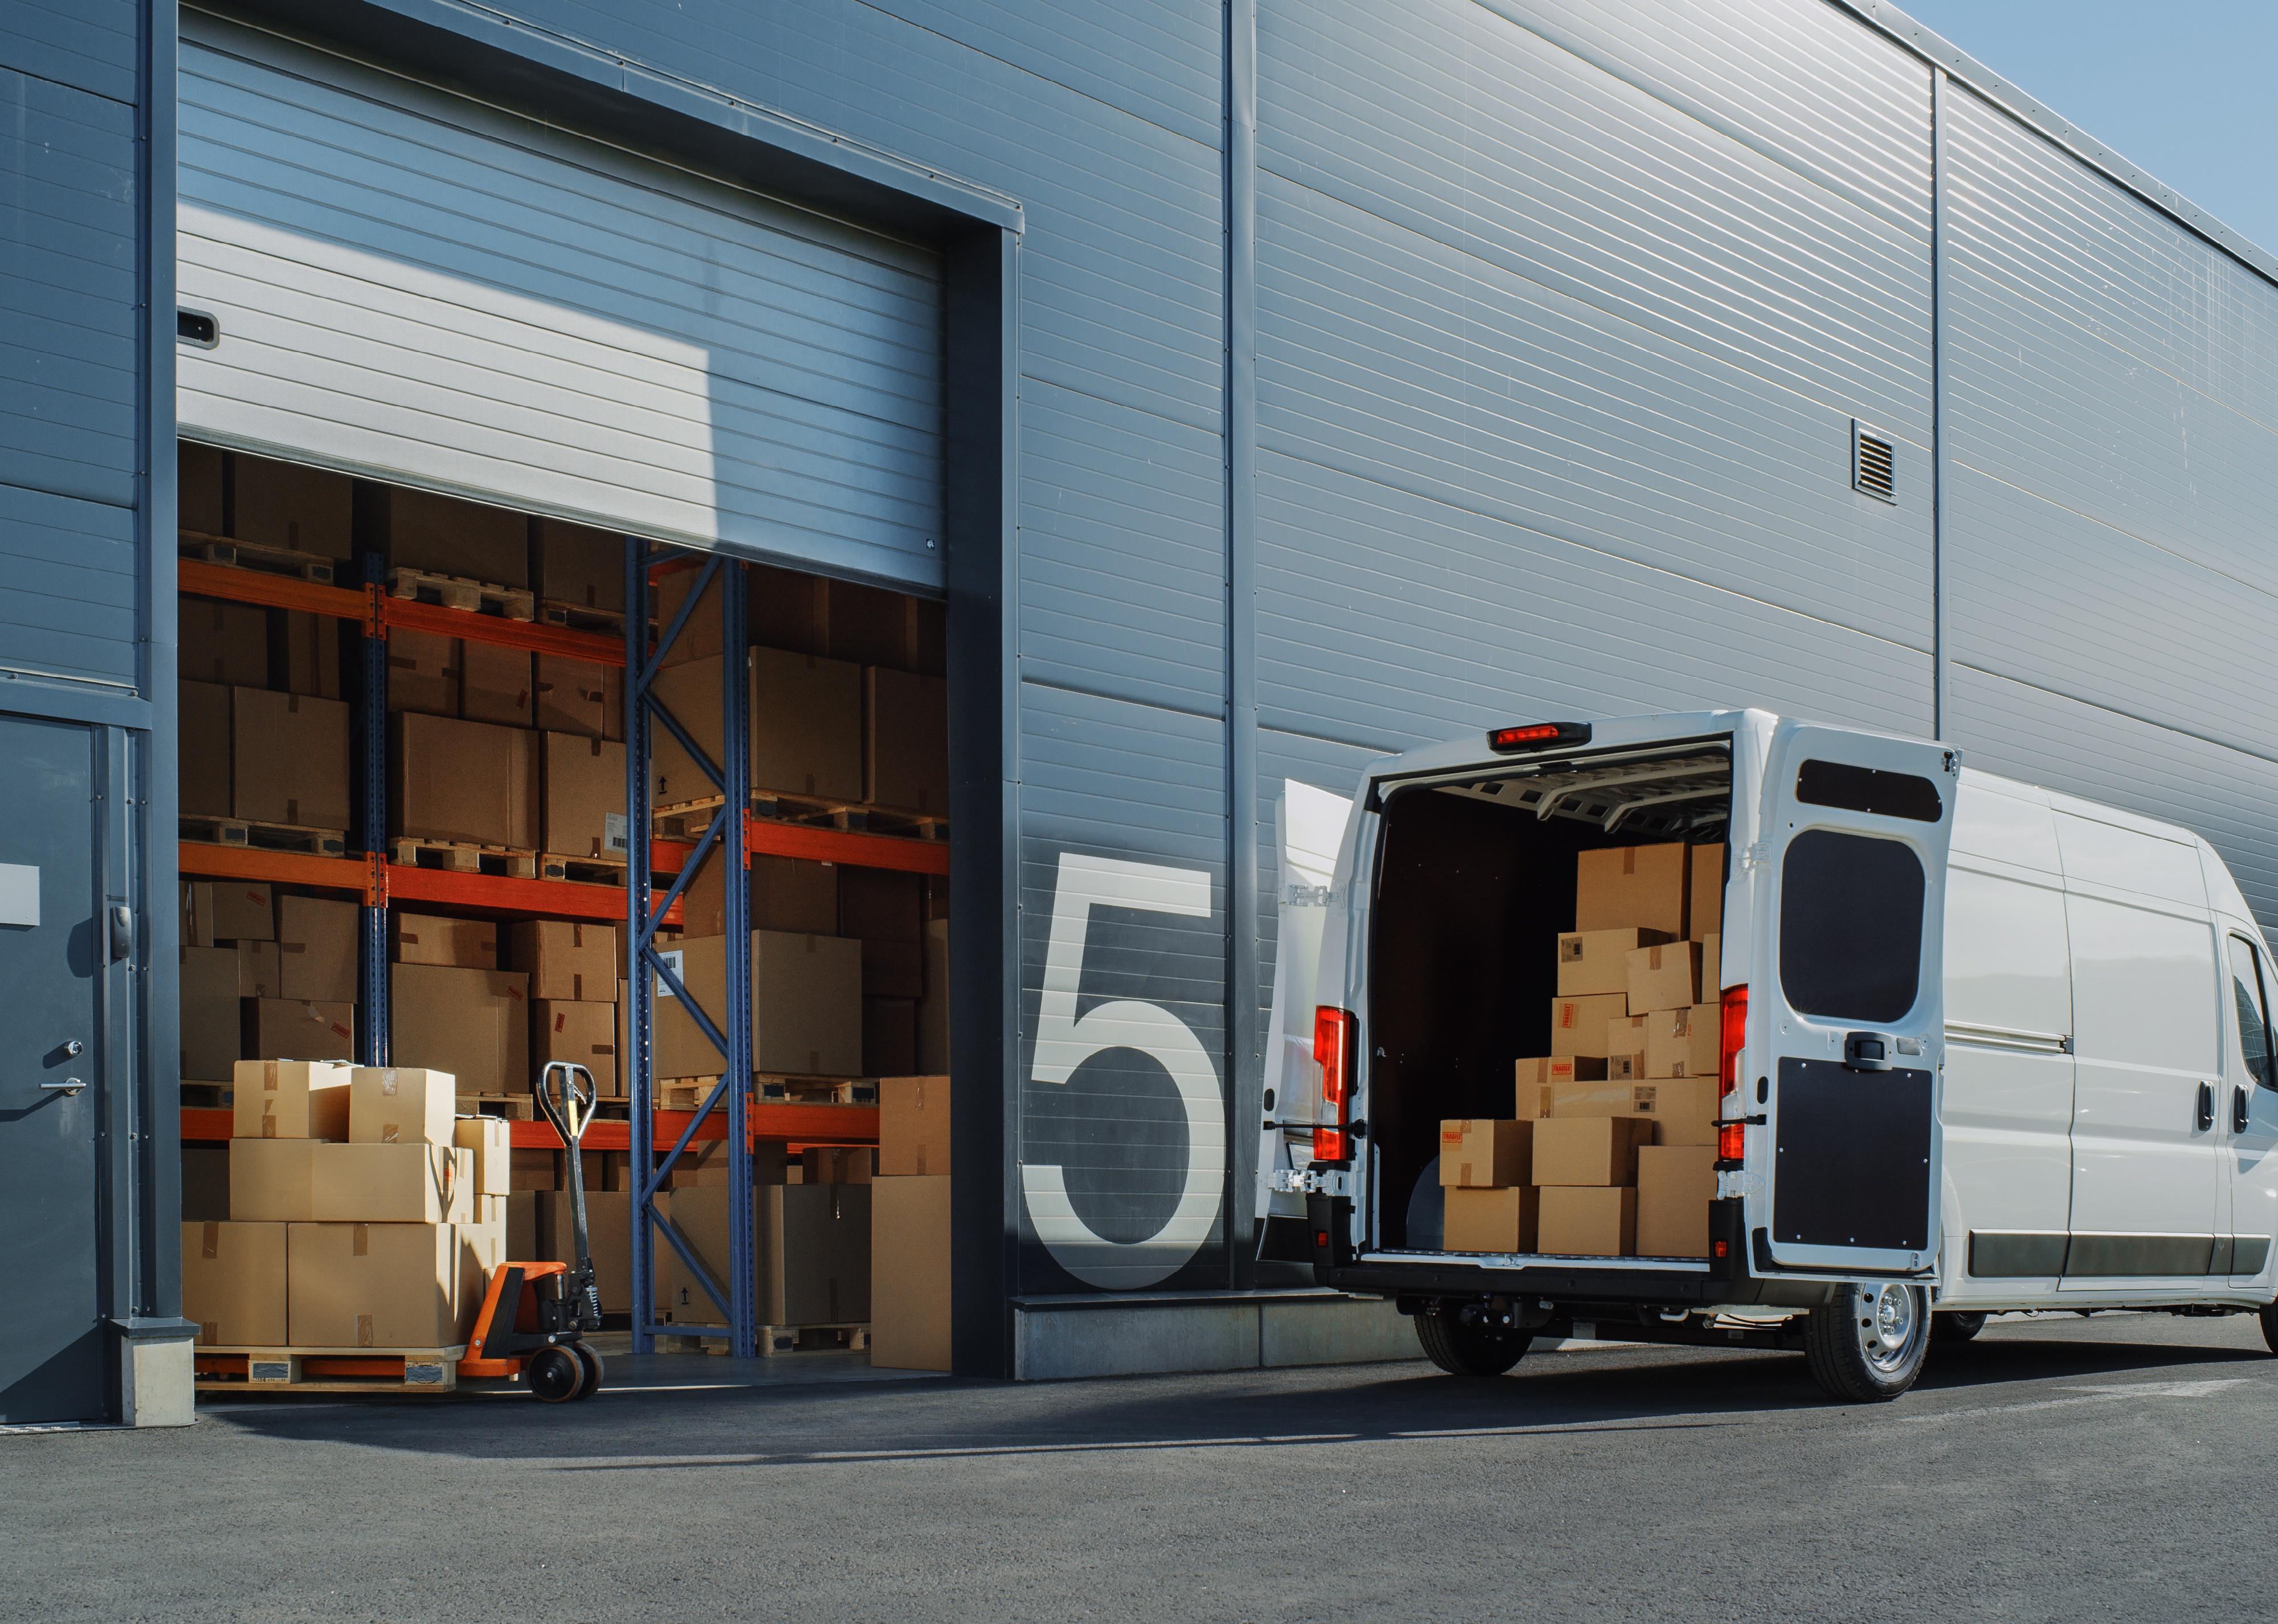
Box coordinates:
[6,0,2278,1422]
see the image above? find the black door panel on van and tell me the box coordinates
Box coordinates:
[1772,1058,1933,1252]
[1779,831,1925,1023]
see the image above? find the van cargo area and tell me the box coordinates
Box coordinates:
[1366,744,1733,1263]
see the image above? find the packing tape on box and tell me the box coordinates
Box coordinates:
[357,1313,374,1349]
[382,1124,400,1143]
[1622,848,1636,874]
[263,1064,280,1092]
[352,1223,369,1256]
[202,1222,219,1259]
[200,1320,218,1345]
[380,1071,399,1096]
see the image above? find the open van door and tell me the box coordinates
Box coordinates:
[1755,722,1958,1276]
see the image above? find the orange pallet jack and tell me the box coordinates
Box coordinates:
[459,1062,606,1403]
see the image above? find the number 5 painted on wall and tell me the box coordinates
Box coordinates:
[1022,852,1224,1290]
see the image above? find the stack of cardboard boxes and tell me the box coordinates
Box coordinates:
[658,1136,873,1336]
[179,880,361,1084]
[181,1061,511,1349]
[1442,841,1725,1259]
[871,1075,951,1370]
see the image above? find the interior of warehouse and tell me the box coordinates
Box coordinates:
[175,440,957,1385]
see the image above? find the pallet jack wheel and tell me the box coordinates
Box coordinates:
[571,1343,604,1399]
[527,1345,586,1404]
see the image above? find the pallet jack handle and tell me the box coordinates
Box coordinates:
[535,1062,603,1333]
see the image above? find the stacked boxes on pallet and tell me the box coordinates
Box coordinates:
[871,1075,951,1369]
[179,881,360,1087]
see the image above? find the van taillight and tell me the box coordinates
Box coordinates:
[1313,1006,1356,1165]
[1719,984,1748,1099]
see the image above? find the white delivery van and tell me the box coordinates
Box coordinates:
[1275,709,2278,1401]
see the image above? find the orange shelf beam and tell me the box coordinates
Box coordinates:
[179,558,369,622]
[181,1107,235,1143]
[385,862,641,924]
[381,597,623,666]
[178,843,377,900]
[654,815,949,878]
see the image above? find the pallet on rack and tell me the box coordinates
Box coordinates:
[456,1093,534,1121]
[654,789,946,843]
[193,1344,466,1393]
[178,529,338,585]
[538,851,627,886]
[390,837,539,879]
[179,1081,233,1109]
[656,1074,874,1109]
[181,814,349,856]
[386,566,536,622]
[666,1324,871,1358]
[537,598,627,635]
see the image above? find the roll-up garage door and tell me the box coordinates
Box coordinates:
[175,12,944,590]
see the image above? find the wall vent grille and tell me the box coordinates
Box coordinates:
[1852,422,1896,504]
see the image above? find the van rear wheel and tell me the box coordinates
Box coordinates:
[1414,1304,1532,1376]
[1804,1283,1930,1402]
[2257,1301,2278,1354]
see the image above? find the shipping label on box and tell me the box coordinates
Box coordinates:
[312,1142,472,1223]
[181,1221,288,1347]
[1549,993,1627,1059]
[393,912,499,969]
[287,1222,458,1349]
[1443,1185,1540,1254]
[1513,1055,1606,1119]
[1606,1015,1648,1084]
[1532,1115,1654,1188]
[1538,1185,1637,1257]
[1628,1076,1722,1146]
[1636,1144,1717,1258]
[232,1059,352,1141]
[1438,1119,1532,1188]
[350,1066,457,1145]
[1574,843,1689,936]
[1556,927,1672,997]
[1646,1003,1721,1080]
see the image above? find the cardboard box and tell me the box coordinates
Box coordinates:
[460,640,534,727]
[236,938,280,998]
[349,1064,457,1145]
[1549,993,1627,1059]
[830,580,943,672]
[746,560,831,655]
[509,920,618,1003]
[232,1059,351,1141]
[1575,843,1689,936]
[229,1138,324,1221]
[385,485,528,587]
[1607,1050,1642,1084]
[842,867,924,998]
[1636,1144,1717,1258]
[459,1206,506,1332]
[385,629,462,717]
[181,1221,287,1346]
[276,893,359,1003]
[864,997,917,1077]
[652,647,864,804]
[533,517,625,613]
[864,666,948,814]
[1691,843,1725,941]
[393,912,498,970]
[1646,1004,1721,1080]
[181,880,217,949]
[181,946,241,1079]
[182,1145,231,1222]
[1556,927,1672,997]
[537,1189,633,1313]
[1538,1185,1637,1257]
[1443,1186,1540,1254]
[1513,1055,1607,1119]
[918,918,950,1074]
[456,1116,513,1196]
[178,597,270,687]
[651,931,861,1079]
[1626,939,1703,1015]
[879,1075,949,1177]
[287,1222,458,1348]
[1438,1119,1531,1188]
[1630,1076,1722,1148]
[233,454,352,559]
[283,610,342,700]
[179,442,224,535]
[870,1174,950,1370]
[312,1142,474,1223]
[1607,1015,1648,1084]
[391,712,539,848]
[1702,932,1722,995]
[534,655,614,737]
[180,680,234,818]
[1548,1076,1652,1119]
[232,687,350,830]
[211,881,275,942]
[510,1148,561,1192]
[803,1146,875,1185]
[681,854,839,937]
[389,967,528,1096]
[1532,1116,1654,1187]
[540,732,627,859]
[506,1191,537,1263]
[244,998,355,1063]
[578,1150,629,1193]
[661,1183,871,1328]
[533,999,617,1094]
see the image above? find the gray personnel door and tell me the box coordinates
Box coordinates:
[0,713,105,1423]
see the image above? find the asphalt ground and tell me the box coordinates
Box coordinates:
[9,1311,2275,1623]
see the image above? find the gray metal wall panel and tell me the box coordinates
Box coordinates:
[0,1,139,105]
[1949,667,2278,932]
[178,19,946,586]
[1016,682,1228,1292]
[0,484,141,691]
[1254,450,1934,752]
[0,66,140,511]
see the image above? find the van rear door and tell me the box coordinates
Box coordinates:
[1755,723,1957,1276]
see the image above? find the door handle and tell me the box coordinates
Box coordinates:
[2198,1080,2215,1132]
[40,1077,85,1097]
[1843,1031,1891,1072]
[2236,1084,2252,1135]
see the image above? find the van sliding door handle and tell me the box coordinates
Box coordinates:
[2236,1084,2251,1134]
[2198,1081,2215,1132]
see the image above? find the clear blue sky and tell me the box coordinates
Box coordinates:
[1899,1,2278,252]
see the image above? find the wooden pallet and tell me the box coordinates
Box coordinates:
[194,1344,466,1394]
[181,814,349,856]
[538,598,627,635]
[667,1324,871,1358]
[656,1074,874,1109]
[539,851,627,885]
[390,837,539,879]
[387,566,536,622]
[179,529,338,585]
[456,1093,535,1121]
[179,1081,233,1109]
[655,789,946,843]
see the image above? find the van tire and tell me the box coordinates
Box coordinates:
[2258,1301,2278,1354]
[1931,1311,1987,1344]
[1414,1306,1532,1376]
[1803,1284,1930,1402]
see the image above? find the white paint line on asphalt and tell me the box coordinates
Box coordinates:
[1901,1376,2251,1425]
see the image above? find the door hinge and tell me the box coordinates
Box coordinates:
[1272,1167,1352,1198]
